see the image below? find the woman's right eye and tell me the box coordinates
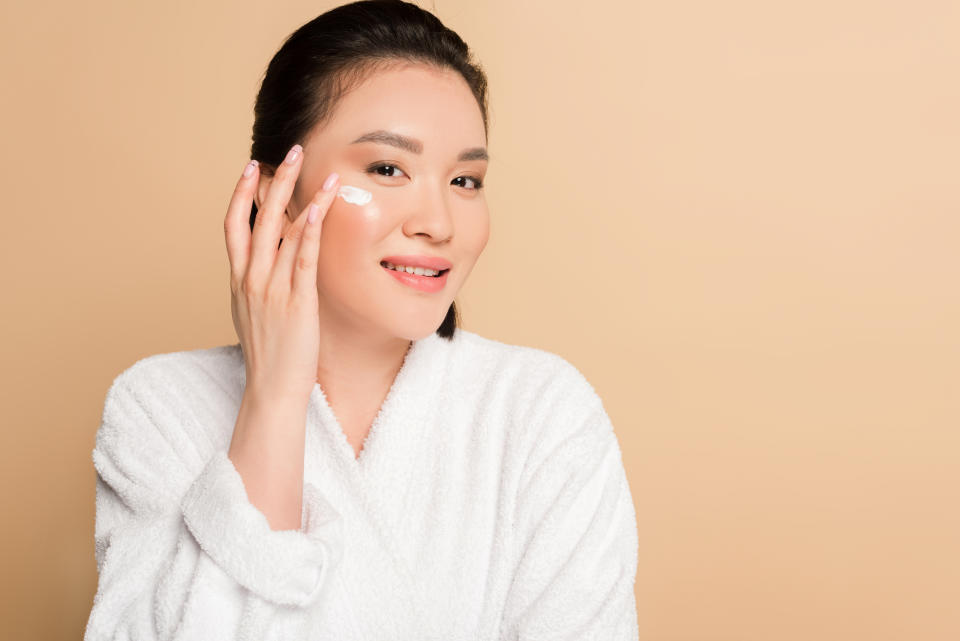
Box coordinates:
[367,163,407,178]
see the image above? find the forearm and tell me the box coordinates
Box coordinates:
[228,389,309,531]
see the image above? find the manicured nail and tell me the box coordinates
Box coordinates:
[322,172,339,191]
[283,144,302,165]
[242,159,258,178]
[307,203,319,224]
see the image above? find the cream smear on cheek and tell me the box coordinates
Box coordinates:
[332,184,385,275]
[337,184,372,206]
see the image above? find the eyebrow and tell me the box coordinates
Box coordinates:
[349,129,489,162]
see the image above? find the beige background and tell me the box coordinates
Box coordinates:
[1,0,957,639]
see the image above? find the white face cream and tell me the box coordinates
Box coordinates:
[337,184,372,206]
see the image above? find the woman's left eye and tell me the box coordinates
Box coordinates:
[453,175,484,190]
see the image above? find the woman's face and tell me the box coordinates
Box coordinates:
[256,62,490,341]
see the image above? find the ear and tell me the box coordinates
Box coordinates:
[253,172,272,214]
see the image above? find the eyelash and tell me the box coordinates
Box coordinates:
[365,163,484,190]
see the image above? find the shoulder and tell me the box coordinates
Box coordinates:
[448,328,608,436]
[449,328,588,380]
[109,343,243,392]
[105,343,244,416]
[94,343,244,500]
[450,330,621,502]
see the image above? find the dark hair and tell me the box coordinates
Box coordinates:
[248,0,489,340]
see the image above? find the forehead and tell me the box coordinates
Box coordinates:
[313,63,486,152]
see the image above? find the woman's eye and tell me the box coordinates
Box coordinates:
[366,163,484,191]
[367,163,406,178]
[453,175,485,190]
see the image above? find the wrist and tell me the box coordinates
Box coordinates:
[240,385,310,421]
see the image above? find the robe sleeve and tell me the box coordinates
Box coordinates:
[499,364,640,641]
[83,370,345,641]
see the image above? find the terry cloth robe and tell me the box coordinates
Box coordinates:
[83,328,639,640]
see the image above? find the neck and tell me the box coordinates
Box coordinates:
[314,305,412,407]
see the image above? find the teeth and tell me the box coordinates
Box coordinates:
[383,261,442,277]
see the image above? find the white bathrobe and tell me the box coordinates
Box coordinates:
[83,328,639,640]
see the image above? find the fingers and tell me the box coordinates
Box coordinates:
[272,173,341,299]
[224,159,259,288]
[248,144,304,285]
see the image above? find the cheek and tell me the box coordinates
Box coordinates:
[461,208,491,256]
[315,200,383,275]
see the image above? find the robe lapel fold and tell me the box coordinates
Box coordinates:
[305,331,453,639]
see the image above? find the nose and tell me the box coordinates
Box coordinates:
[401,181,454,242]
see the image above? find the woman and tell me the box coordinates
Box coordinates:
[84,1,639,639]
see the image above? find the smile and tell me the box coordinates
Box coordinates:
[380,261,450,292]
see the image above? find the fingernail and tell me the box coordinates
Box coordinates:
[242,159,258,178]
[322,172,339,191]
[283,144,302,165]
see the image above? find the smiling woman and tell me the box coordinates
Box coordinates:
[83,1,639,639]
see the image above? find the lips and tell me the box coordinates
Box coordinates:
[379,254,453,271]
[381,262,450,292]
[381,262,450,277]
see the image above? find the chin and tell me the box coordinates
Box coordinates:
[378,302,454,341]
[323,272,457,340]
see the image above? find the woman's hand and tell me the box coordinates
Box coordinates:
[224,144,341,404]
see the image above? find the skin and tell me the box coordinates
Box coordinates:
[253,62,490,453]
